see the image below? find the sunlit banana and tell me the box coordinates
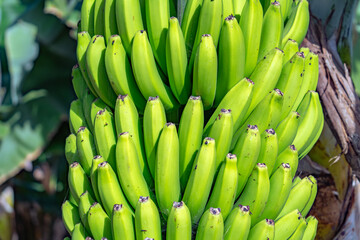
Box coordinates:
[72,223,87,240]
[131,30,179,110]
[68,162,95,204]
[272,145,298,178]
[72,65,87,100]
[178,96,204,191]
[256,129,278,174]
[215,15,245,105]
[274,209,303,240]
[301,175,318,216]
[195,208,224,240]
[166,201,192,240]
[76,127,96,175]
[104,0,118,42]
[224,205,251,240]
[248,219,275,240]
[65,134,79,165]
[282,39,299,66]
[233,0,246,21]
[90,98,111,128]
[78,191,94,232]
[206,153,238,220]
[182,137,216,223]
[288,217,307,240]
[69,99,88,134]
[62,200,81,234]
[302,216,318,240]
[276,111,300,153]
[87,202,112,240]
[112,204,135,240]
[80,0,95,36]
[135,196,162,240]
[300,46,310,57]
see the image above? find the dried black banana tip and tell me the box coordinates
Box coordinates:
[272,1,280,6]
[173,201,184,208]
[290,145,296,151]
[97,109,105,115]
[202,34,211,37]
[225,14,235,21]
[239,205,250,212]
[148,96,159,101]
[246,78,255,85]
[274,88,284,96]
[119,132,129,136]
[90,202,98,208]
[77,126,86,133]
[248,124,258,130]
[220,108,231,114]
[204,137,214,145]
[117,94,128,100]
[93,155,102,159]
[113,204,123,211]
[297,52,305,58]
[139,196,149,203]
[70,162,79,168]
[275,47,284,53]
[85,237,94,240]
[98,161,108,168]
[210,207,221,215]
[227,153,237,159]
[266,128,276,135]
[80,191,88,197]
[257,163,267,168]
[282,163,291,169]
[266,219,275,225]
[166,122,175,127]
[190,95,201,100]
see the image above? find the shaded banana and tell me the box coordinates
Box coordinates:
[78,191,95,233]
[274,209,303,240]
[104,0,118,42]
[76,126,96,175]
[112,204,135,240]
[248,219,275,240]
[223,0,234,20]
[301,175,318,216]
[80,0,95,36]
[256,129,278,174]
[72,65,87,100]
[65,134,79,165]
[94,0,105,36]
[288,217,307,240]
[166,201,192,240]
[195,208,224,240]
[72,223,87,240]
[276,111,300,153]
[90,155,103,204]
[68,162,95,204]
[69,99,88,134]
[82,89,96,132]
[87,202,112,240]
[233,0,246,21]
[302,216,318,240]
[224,205,251,240]
[62,200,81,234]
[135,196,162,240]
[272,145,298,178]
[90,98,111,128]
[282,39,299,66]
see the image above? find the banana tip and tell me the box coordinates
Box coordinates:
[113,204,123,211]
[239,205,250,212]
[139,196,149,203]
[266,128,275,135]
[173,201,184,208]
[266,219,275,225]
[210,207,221,215]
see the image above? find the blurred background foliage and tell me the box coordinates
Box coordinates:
[0,0,359,239]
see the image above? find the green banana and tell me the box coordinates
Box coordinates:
[68,162,95,204]
[206,153,238,220]
[233,0,246,21]
[69,192,78,207]
[90,155,103,204]
[78,191,95,233]
[248,219,275,240]
[215,15,246,105]
[131,30,179,110]
[232,125,261,197]
[112,204,135,240]
[288,217,307,240]
[282,39,299,66]
[114,95,152,186]
[206,109,234,171]
[178,96,204,191]
[276,111,300,153]
[302,216,318,240]
[301,175,317,216]
[192,34,217,110]
[224,205,251,240]
[93,108,117,169]
[256,163,292,223]
[65,134,79,165]
[234,163,270,224]
[115,0,144,55]
[276,52,305,120]
[86,35,117,108]
[276,0,292,21]
[72,65,87,100]
[195,208,224,240]
[276,176,314,220]
[97,161,132,216]
[69,99,88,134]
[256,129,278,174]
[204,78,254,134]
[82,89,96,132]
[240,0,263,76]
[258,1,283,61]
[87,202,112,240]
[300,46,310,57]
[94,0,105,36]
[62,200,81,234]
[223,0,234,19]
[281,0,310,48]
[135,196,162,240]
[166,201,192,240]
[272,145,298,178]
[259,0,271,12]
[166,17,191,104]
[104,0,118,42]
[274,209,303,240]
[76,127,96,175]
[143,96,167,179]
[80,0,95,36]
[155,123,181,217]
[90,98,111,128]
[104,35,146,112]
[182,137,216,223]
[145,0,169,74]
[72,223,87,240]
[115,132,151,209]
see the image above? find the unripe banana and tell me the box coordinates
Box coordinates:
[206,153,238,220]
[276,52,305,120]
[235,163,270,224]
[65,134,79,165]
[69,99,88,134]
[255,129,278,174]
[155,123,181,217]
[300,46,310,57]
[114,95,152,186]
[115,0,144,55]
[206,109,234,171]
[72,223,88,240]
[166,201,192,240]
[272,145,298,178]
[68,162,95,204]
[103,0,118,42]
[116,132,151,209]
[94,0,105,36]
[76,127,96,175]
[112,204,135,240]
[258,1,283,61]
[135,196,162,240]
[301,175,317,216]
[80,0,95,36]
[276,111,300,153]
[97,161,132,216]
[182,137,216,223]
[90,98,111,128]
[259,0,271,12]
[104,36,146,112]
[215,15,246,105]
[282,39,299,66]
[276,0,292,21]
[87,202,112,240]
[69,192,78,206]
[233,0,246,21]
[131,30,179,111]
[178,96,204,191]
[256,163,292,223]
[90,155,103,204]
[192,34,217,110]
[86,35,117,108]
[222,1,234,20]
[205,78,254,134]
[72,65,87,100]
[82,89,96,132]
[302,216,318,240]
[281,0,310,48]
[274,209,303,240]
[166,17,191,105]
[240,0,263,76]
[276,176,314,220]
[288,217,307,240]
[248,219,275,240]
[62,200,81,234]
[232,125,261,197]
[145,0,170,74]
[224,205,251,240]
[195,208,224,240]
[78,191,95,232]
[93,109,117,169]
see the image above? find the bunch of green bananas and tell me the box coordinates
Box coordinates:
[62,0,324,239]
